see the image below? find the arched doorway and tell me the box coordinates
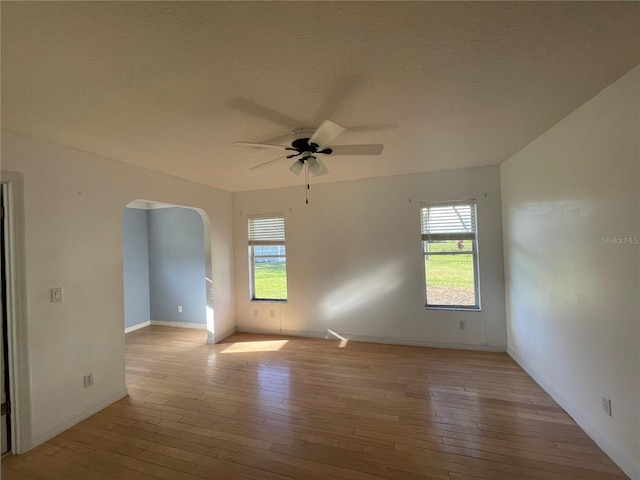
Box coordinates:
[122,200,214,342]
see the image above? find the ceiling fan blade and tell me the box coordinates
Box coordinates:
[234,142,285,149]
[313,74,364,125]
[256,132,293,145]
[229,97,302,128]
[342,124,398,133]
[329,144,384,156]
[309,158,329,177]
[309,120,346,149]
[249,155,289,170]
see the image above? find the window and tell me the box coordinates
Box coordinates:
[421,202,479,309]
[248,214,287,301]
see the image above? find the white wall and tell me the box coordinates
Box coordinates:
[233,166,507,350]
[0,130,235,452]
[501,66,639,479]
[147,207,207,326]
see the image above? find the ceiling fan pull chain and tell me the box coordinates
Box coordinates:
[305,162,310,204]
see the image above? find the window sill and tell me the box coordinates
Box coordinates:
[425,306,481,312]
[250,299,287,303]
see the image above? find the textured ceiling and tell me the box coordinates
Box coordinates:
[2,2,639,192]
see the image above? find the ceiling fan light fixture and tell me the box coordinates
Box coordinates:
[289,160,304,176]
[310,158,329,177]
[307,157,320,175]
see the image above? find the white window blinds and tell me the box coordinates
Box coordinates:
[248,215,285,246]
[421,203,477,241]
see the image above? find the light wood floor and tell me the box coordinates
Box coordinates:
[2,326,628,480]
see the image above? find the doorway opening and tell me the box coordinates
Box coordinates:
[122,200,214,342]
[0,173,28,456]
[1,183,12,455]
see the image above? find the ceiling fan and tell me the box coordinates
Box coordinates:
[235,120,384,178]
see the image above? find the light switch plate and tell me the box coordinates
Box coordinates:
[51,287,63,302]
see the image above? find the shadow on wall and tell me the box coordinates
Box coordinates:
[122,199,215,341]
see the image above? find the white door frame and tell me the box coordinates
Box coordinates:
[1,172,31,454]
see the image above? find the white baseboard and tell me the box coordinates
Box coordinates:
[31,388,129,449]
[150,320,207,330]
[508,347,639,480]
[124,320,150,333]
[236,326,506,352]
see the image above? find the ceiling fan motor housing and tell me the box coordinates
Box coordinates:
[289,129,333,155]
[289,128,315,154]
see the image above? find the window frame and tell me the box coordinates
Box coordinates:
[420,201,480,310]
[248,214,287,302]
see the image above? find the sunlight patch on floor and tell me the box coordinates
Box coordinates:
[220,339,289,353]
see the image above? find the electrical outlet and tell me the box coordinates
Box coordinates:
[177,306,183,313]
[601,395,612,417]
[84,373,94,388]
[459,320,467,330]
